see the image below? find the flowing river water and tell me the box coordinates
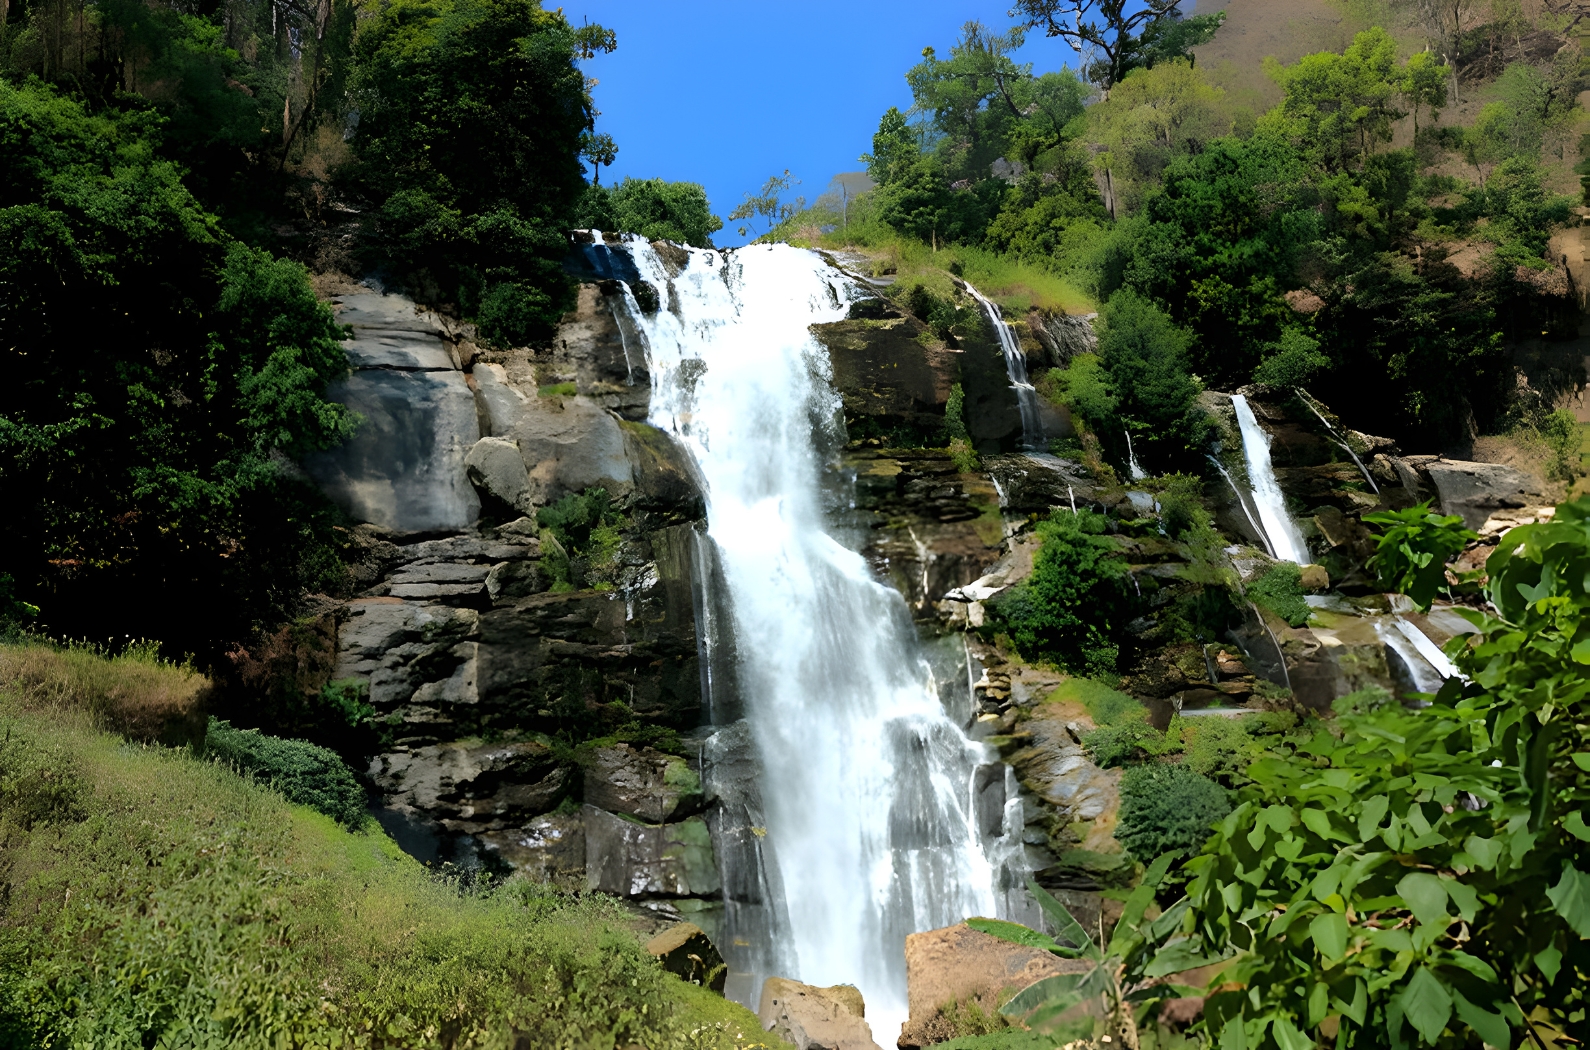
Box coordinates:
[620,239,1023,1037]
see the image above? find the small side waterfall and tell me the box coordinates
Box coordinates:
[964,283,1044,450]
[627,240,1018,1039]
[1231,395,1310,564]
[1124,429,1148,481]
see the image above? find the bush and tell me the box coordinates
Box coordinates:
[1116,763,1231,862]
[988,510,1135,674]
[1362,501,1477,610]
[1084,719,1165,768]
[1246,562,1310,627]
[204,718,366,827]
[576,178,724,247]
[536,487,628,590]
[476,281,558,348]
[1179,715,1259,784]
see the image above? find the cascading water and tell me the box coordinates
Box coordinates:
[625,239,1019,1039]
[964,283,1044,450]
[1124,429,1148,481]
[1231,395,1310,564]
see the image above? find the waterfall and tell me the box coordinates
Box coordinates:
[1124,429,1148,481]
[963,283,1044,450]
[1231,395,1310,564]
[626,240,1012,1039]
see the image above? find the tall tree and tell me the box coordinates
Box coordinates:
[1011,0,1221,93]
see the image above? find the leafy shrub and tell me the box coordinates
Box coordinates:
[1247,562,1310,627]
[204,718,366,827]
[903,283,984,345]
[988,510,1136,675]
[1362,501,1477,610]
[476,281,557,348]
[1178,716,1259,784]
[1151,498,1590,1050]
[1116,764,1231,862]
[536,487,628,591]
[1084,719,1165,768]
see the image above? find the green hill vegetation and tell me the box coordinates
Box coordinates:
[771,6,1588,477]
[0,640,776,1050]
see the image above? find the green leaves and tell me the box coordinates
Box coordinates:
[1547,863,1590,938]
[1362,501,1477,611]
[1399,967,1453,1044]
[965,917,1066,954]
[1308,912,1347,962]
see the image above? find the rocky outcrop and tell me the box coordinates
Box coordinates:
[303,278,714,911]
[647,922,727,993]
[759,978,881,1050]
[898,922,1089,1049]
[304,287,482,533]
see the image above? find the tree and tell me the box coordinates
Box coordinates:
[350,0,614,338]
[1094,288,1207,470]
[607,178,722,247]
[729,169,801,239]
[0,80,355,660]
[1265,27,1407,172]
[1087,59,1232,217]
[1403,49,1448,135]
[1012,0,1222,93]
[580,131,618,185]
[861,106,922,185]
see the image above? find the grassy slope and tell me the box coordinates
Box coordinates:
[0,642,779,1050]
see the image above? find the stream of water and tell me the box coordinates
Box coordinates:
[1231,395,1310,564]
[964,283,1044,451]
[624,239,1019,1038]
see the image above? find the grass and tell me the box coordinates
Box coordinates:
[770,202,1094,316]
[1043,677,1142,727]
[0,641,782,1050]
[0,637,208,745]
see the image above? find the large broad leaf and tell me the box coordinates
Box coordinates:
[1025,878,1098,959]
[1400,966,1454,1044]
[1143,937,1231,978]
[1309,911,1348,962]
[1452,989,1512,1049]
[1000,972,1088,1018]
[1547,863,1590,937]
[1397,872,1450,930]
[965,917,1063,953]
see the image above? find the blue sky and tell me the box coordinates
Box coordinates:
[561,1,1078,246]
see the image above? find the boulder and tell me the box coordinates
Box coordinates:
[811,317,956,434]
[585,744,703,823]
[582,806,720,898]
[758,977,880,1050]
[899,922,1090,1049]
[646,922,727,993]
[478,812,585,886]
[367,738,568,828]
[1421,459,1550,531]
[465,436,533,514]
[1298,564,1330,592]
[472,363,528,436]
[509,393,634,506]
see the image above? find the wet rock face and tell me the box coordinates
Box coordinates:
[304,288,482,533]
[812,316,958,439]
[583,806,720,898]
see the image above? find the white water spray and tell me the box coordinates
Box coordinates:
[1231,395,1310,564]
[628,241,1013,1038]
